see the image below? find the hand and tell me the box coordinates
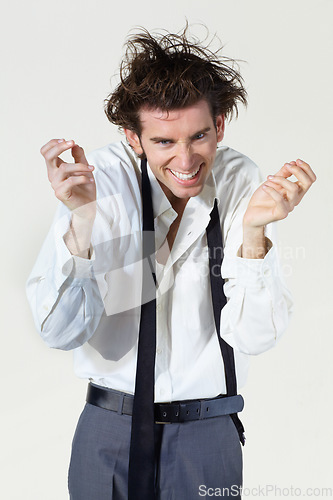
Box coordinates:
[243,159,316,228]
[40,138,96,219]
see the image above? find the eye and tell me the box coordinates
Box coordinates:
[159,140,171,145]
[194,133,205,140]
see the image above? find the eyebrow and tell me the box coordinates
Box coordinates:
[150,127,212,143]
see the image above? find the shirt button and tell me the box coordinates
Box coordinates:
[156,348,162,355]
[156,304,161,311]
[263,267,271,277]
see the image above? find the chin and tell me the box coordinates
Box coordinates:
[173,185,204,199]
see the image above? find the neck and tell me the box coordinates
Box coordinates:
[171,198,188,217]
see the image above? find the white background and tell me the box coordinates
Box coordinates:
[1,0,332,498]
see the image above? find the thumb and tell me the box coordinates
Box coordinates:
[273,161,296,179]
[71,144,88,165]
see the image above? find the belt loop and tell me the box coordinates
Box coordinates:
[117,393,125,414]
[199,400,205,420]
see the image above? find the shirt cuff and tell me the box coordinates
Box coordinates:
[222,238,280,289]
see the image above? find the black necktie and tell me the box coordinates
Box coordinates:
[128,158,157,500]
[128,158,244,500]
[206,196,245,442]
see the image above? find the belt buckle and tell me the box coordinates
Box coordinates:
[155,403,180,424]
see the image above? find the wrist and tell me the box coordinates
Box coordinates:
[64,214,94,259]
[241,224,267,259]
[72,201,97,223]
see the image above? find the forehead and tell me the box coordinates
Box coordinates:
[138,100,214,135]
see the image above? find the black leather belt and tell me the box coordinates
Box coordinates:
[87,383,244,424]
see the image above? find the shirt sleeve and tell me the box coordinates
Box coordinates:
[26,143,144,352]
[220,163,294,355]
[25,199,109,350]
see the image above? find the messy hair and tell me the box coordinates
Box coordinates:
[104,25,247,135]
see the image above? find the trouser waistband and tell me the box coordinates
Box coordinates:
[86,383,244,424]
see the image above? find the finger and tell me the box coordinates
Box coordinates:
[273,163,295,179]
[56,162,94,178]
[295,158,317,182]
[266,176,301,196]
[273,159,308,180]
[284,163,314,188]
[40,138,65,156]
[41,139,75,158]
[52,164,94,186]
[264,179,302,206]
[42,139,76,169]
[262,184,294,216]
[54,175,95,201]
[71,144,89,165]
[265,175,285,191]
[262,183,286,203]
[261,184,290,219]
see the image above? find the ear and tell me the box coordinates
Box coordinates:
[215,114,225,142]
[124,129,144,156]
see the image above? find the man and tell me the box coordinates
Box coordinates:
[26,27,316,499]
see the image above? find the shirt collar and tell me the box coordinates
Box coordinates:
[146,162,173,218]
[187,169,218,214]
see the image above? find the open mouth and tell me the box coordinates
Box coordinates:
[168,164,202,182]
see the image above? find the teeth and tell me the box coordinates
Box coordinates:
[170,166,201,180]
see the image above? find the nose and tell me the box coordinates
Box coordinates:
[176,142,194,171]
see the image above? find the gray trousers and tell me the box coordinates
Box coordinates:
[68,400,243,499]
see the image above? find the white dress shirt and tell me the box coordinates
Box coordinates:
[26,141,293,402]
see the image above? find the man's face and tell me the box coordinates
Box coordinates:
[125,100,224,205]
